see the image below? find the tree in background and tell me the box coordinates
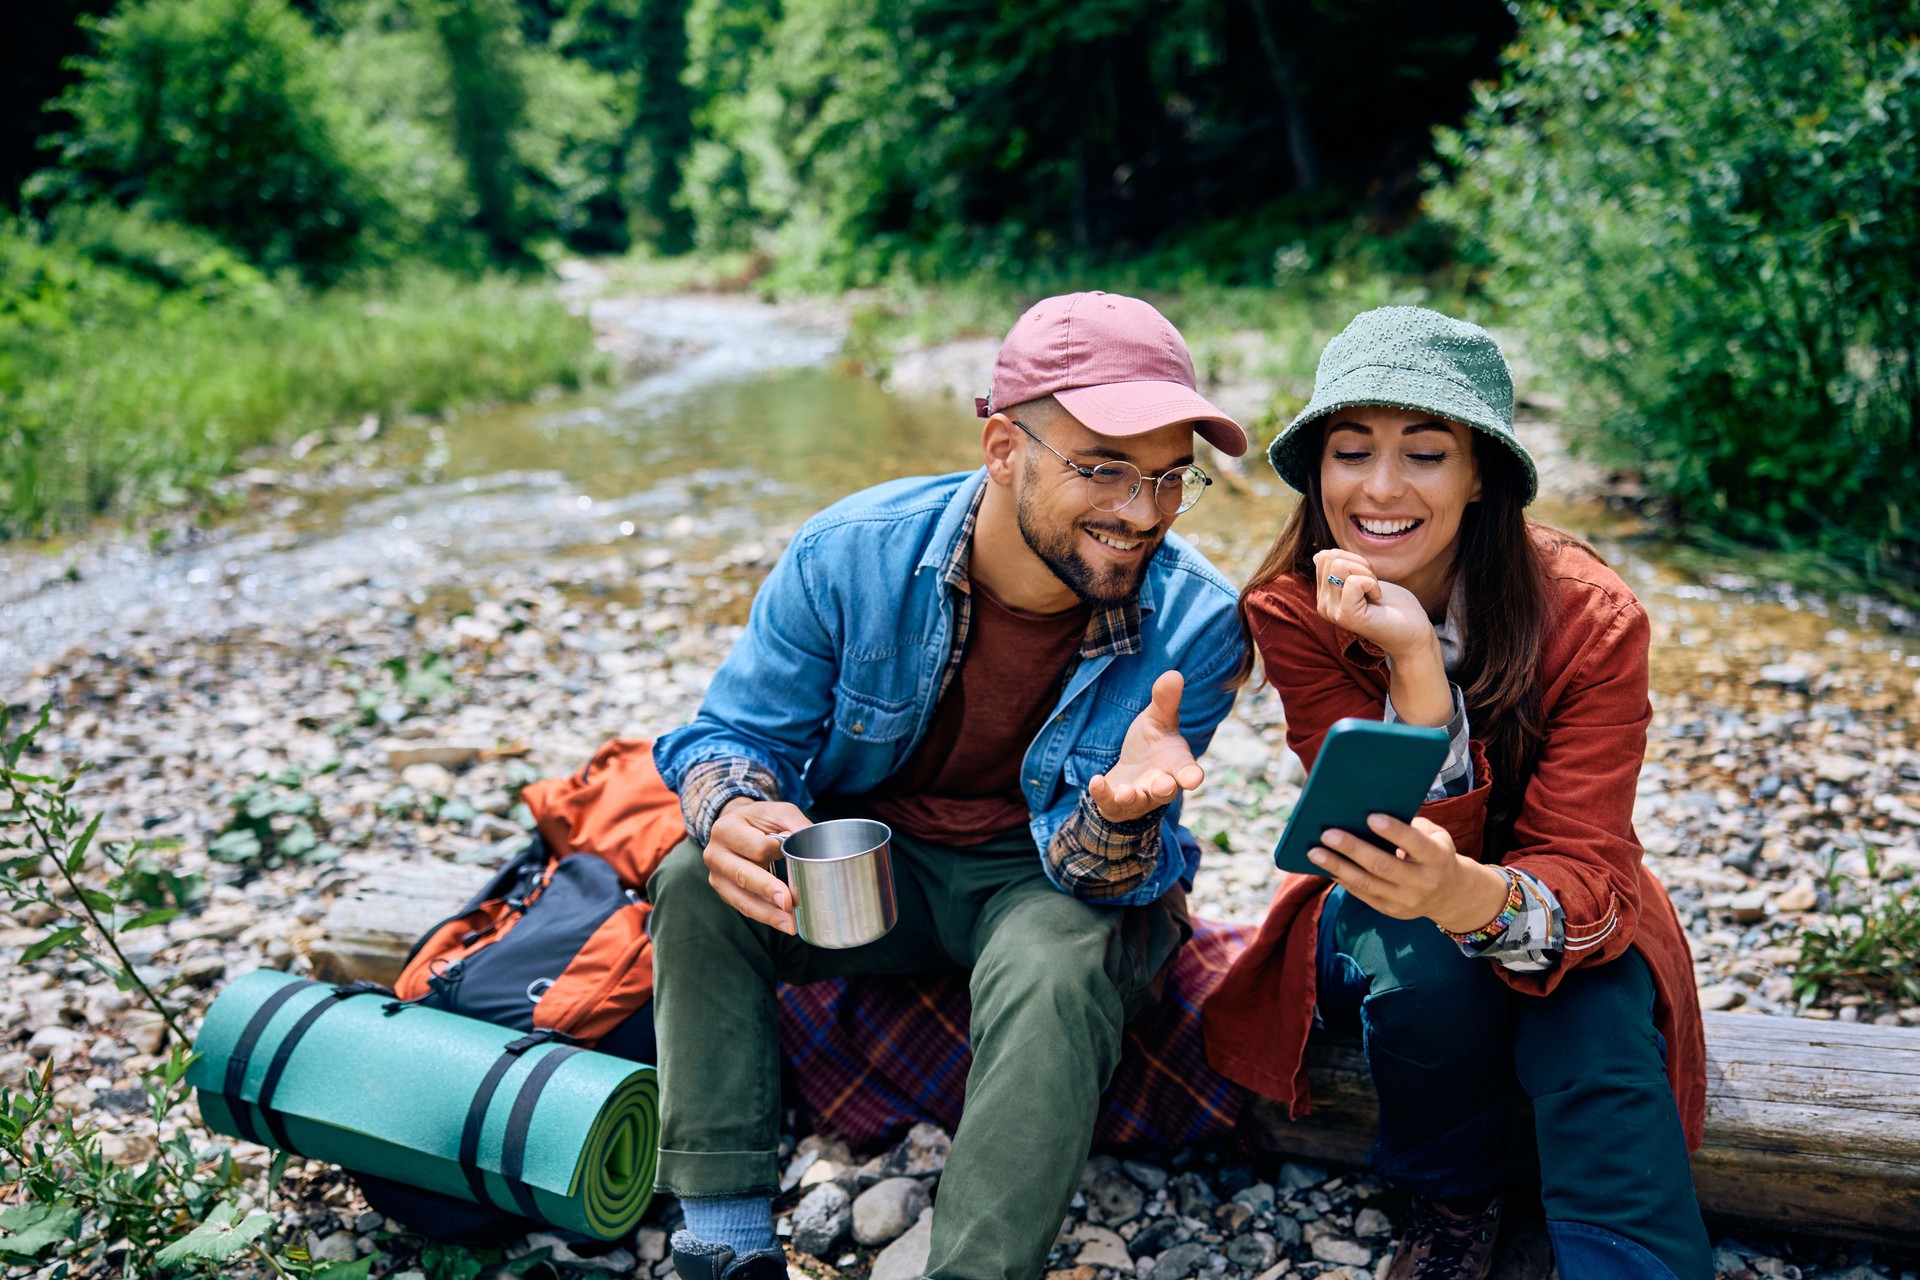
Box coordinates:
[1433,0,1920,571]
[427,0,535,263]
[31,0,377,279]
[675,0,1512,282]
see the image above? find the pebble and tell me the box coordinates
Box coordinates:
[1310,1237,1373,1267]
[794,1182,853,1256]
[878,1121,951,1178]
[853,1177,928,1247]
[307,1230,358,1264]
[1086,1170,1147,1227]
[1151,1242,1211,1280]
[1068,1223,1132,1270]
[869,1207,934,1280]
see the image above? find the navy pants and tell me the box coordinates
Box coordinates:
[1316,888,1713,1280]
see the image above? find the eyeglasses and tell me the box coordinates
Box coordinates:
[1012,420,1213,516]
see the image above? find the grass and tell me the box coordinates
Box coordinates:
[1,258,606,538]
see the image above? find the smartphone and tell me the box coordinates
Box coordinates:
[1272,718,1452,876]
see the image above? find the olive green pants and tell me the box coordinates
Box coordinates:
[648,822,1185,1280]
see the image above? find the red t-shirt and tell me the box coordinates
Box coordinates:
[865,585,1089,845]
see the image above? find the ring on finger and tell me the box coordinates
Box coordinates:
[1326,574,1345,587]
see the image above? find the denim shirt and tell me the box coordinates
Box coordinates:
[651,469,1246,907]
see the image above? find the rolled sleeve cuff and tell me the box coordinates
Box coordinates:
[1385,682,1474,801]
[1459,868,1565,973]
[1046,793,1165,901]
[678,757,782,847]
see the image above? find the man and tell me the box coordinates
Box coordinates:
[649,291,1249,1280]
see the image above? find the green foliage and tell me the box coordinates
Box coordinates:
[339,651,460,728]
[1796,854,1920,1009]
[0,218,604,536]
[679,0,1512,283]
[429,0,535,260]
[210,762,343,874]
[153,1200,277,1267]
[35,0,376,279]
[1432,0,1920,574]
[0,705,287,1274]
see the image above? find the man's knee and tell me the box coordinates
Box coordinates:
[970,894,1124,1028]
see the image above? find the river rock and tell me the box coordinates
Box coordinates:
[1226,1232,1277,1271]
[27,1025,83,1062]
[1310,1236,1371,1267]
[1121,1160,1168,1191]
[1085,1170,1146,1227]
[308,1231,358,1264]
[1773,879,1818,912]
[1354,1207,1392,1238]
[878,1121,951,1178]
[869,1207,934,1280]
[1068,1224,1132,1270]
[1231,1182,1276,1215]
[1150,1241,1210,1280]
[792,1182,852,1256]
[1130,1218,1187,1257]
[1276,1161,1327,1191]
[1698,984,1746,1012]
[853,1177,930,1247]
[1169,1172,1217,1219]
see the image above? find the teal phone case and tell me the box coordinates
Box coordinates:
[1272,717,1452,876]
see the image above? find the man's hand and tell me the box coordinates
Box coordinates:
[1088,670,1205,822]
[704,797,812,934]
[1308,813,1510,933]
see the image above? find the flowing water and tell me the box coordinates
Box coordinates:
[4,290,1918,699]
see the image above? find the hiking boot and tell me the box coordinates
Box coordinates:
[669,1231,788,1280]
[1384,1192,1503,1280]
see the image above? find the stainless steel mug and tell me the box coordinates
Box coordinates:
[778,818,897,949]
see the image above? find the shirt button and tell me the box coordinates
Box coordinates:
[851,722,865,735]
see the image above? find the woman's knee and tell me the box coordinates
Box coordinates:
[1513,952,1667,1094]
[1329,902,1512,1069]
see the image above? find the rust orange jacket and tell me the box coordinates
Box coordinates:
[1202,538,1706,1150]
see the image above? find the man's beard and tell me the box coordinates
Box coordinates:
[1015,465,1161,607]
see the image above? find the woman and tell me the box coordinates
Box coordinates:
[1202,307,1711,1280]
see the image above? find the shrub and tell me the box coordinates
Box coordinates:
[35,0,378,280]
[1431,0,1920,573]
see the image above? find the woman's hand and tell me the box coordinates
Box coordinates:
[1309,813,1511,934]
[1313,548,1453,726]
[1312,549,1437,663]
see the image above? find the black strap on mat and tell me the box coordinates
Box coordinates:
[499,1045,582,1218]
[252,983,394,1155]
[220,978,318,1146]
[457,1030,576,1212]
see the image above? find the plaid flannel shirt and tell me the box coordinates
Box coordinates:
[679,485,1165,900]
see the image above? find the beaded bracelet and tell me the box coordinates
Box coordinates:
[1439,865,1523,945]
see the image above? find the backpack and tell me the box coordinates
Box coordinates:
[391,738,685,1045]
[357,740,685,1244]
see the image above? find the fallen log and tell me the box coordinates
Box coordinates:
[305,876,1920,1242]
[1244,1011,1920,1245]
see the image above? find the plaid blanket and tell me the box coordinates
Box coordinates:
[774,917,1256,1150]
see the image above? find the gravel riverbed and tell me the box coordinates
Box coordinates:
[3,277,1916,1279]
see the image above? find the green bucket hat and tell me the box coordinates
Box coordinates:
[1266,306,1537,505]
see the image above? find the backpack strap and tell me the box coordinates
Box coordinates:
[457,1029,576,1214]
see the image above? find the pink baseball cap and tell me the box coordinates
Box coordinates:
[974,291,1248,457]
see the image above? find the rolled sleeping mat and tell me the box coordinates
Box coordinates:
[186,968,656,1239]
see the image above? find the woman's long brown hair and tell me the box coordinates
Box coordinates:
[1239,427,1582,841]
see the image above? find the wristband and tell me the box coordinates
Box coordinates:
[1439,865,1523,945]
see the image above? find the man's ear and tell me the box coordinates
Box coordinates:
[982,412,1020,485]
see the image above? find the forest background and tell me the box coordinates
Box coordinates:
[3,0,1918,581]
